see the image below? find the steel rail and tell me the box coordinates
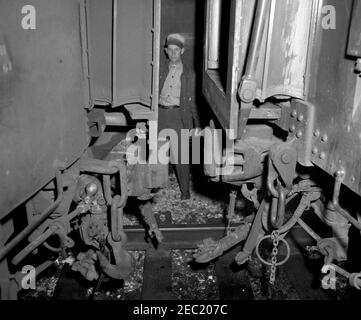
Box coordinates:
[124,222,240,250]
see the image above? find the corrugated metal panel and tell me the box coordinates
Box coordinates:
[87,0,113,104]
[113,0,154,107]
[255,0,313,101]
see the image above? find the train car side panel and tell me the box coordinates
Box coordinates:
[0,0,90,217]
[307,0,361,195]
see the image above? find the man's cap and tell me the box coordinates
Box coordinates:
[166,33,185,49]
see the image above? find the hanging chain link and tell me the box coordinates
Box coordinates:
[269,230,280,285]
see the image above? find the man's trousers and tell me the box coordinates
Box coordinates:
[158,107,190,196]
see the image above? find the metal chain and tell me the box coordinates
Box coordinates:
[269,230,280,285]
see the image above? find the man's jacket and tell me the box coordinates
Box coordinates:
[159,62,200,129]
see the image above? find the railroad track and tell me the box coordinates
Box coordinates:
[50,219,333,301]
[52,220,254,300]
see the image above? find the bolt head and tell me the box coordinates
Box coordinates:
[321,135,328,143]
[242,89,254,101]
[297,114,304,122]
[291,110,298,118]
[314,130,320,138]
[335,169,345,178]
[85,183,98,197]
[289,125,296,133]
[281,152,292,164]
[319,152,326,160]
[296,131,303,138]
[312,147,318,154]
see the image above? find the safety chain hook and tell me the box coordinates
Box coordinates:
[270,183,286,230]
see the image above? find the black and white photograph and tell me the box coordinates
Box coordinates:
[0,0,361,314]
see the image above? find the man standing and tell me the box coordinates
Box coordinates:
[158,33,200,200]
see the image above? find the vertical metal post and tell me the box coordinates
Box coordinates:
[79,0,93,109]
[151,0,161,115]
[149,0,161,165]
[207,0,222,69]
[112,0,118,106]
[244,0,269,79]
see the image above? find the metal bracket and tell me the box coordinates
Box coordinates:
[288,100,315,167]
[237,79,257,139]
[241,184,260,209]
[269,141,297,191]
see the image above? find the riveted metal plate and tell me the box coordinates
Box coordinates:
[287,100,315,167]
[307,0,361,195]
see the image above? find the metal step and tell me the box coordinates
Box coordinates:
[124,104,153,120]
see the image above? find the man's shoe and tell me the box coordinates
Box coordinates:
[181,192,191,201]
